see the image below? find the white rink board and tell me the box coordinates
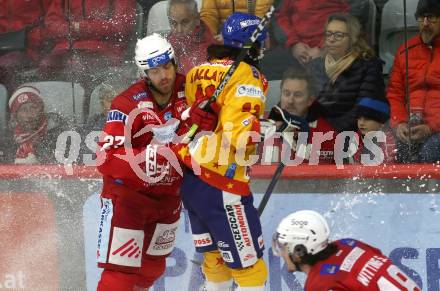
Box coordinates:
[84,193,440,291]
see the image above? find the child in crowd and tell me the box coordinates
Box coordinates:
[353,97,396,164]
[7,86,69,164]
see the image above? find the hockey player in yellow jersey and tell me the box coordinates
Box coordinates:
[177,12,269,291]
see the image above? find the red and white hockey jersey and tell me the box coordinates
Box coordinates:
[305,238,421,291]
[97,74,188,196]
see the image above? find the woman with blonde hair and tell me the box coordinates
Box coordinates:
[307,13,385,132]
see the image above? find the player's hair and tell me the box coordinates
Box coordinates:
[298,242,339,266]
[206,43,261,68]
[281,67,316,97]
[167,0,198,17]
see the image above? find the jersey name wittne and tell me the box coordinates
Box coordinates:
[107,110,127,123]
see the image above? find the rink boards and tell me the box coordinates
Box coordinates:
[0,165,439,290]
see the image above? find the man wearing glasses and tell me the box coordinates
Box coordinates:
[166,0,217,74]
[387,0,440,163]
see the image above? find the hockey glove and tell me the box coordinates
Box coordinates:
[182,97,220,132]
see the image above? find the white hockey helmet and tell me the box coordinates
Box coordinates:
[272,210,330,257]
[134,33,175,71]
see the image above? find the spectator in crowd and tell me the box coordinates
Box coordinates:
[200,0,274,40]
[306,13,385,132]
[262,67,336,165]
[79,82,118,165]
[0,0,52,93]
[272,0,349,66]
[167,0,218,74]
[84,83,117,133]
[39,0,136,110]
[272,210,421,290]
[7,86,69,164]
[387,0,440,163]
[352,97,396,164]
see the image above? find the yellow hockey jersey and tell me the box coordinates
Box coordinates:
[177,59,268,195]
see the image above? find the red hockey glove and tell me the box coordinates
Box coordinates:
[187,98,219,132]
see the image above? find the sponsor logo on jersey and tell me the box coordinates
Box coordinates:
[224,163,237,178]
[240,19,260,28]
[320,264,340,275]
[258,235,264,249]
[251,66,260,79]
[142,112,156,121]
[146,221,179,256]
[241,116,255,127]
[225,204,257,267]
[193,233,213,247]
[340,247,366,272]
[138,101,154,109]
[107,110,127,123]
[97,198,113,263]
[177,91,185,99]
[217,241,230,249]
[164,111,173,121]
[132,91,148,101]
[151,120,179,144]
[220,250,234,263]
[243,253,256,262]
[340,238,357,247]
[236,85,263,99]
[108,227,144,267]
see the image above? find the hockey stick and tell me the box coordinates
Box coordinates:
[402,0,415,161]
[67,0,77,124]
[257,108,309,216]
[182,5,275,143]
[257,160,285,216]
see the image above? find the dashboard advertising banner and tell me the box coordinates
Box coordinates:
[84,192,440,291]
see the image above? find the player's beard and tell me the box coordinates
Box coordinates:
[149,77,174,97]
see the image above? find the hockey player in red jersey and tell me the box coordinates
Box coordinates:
[95,33,190,291]
[272,210,421,291]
